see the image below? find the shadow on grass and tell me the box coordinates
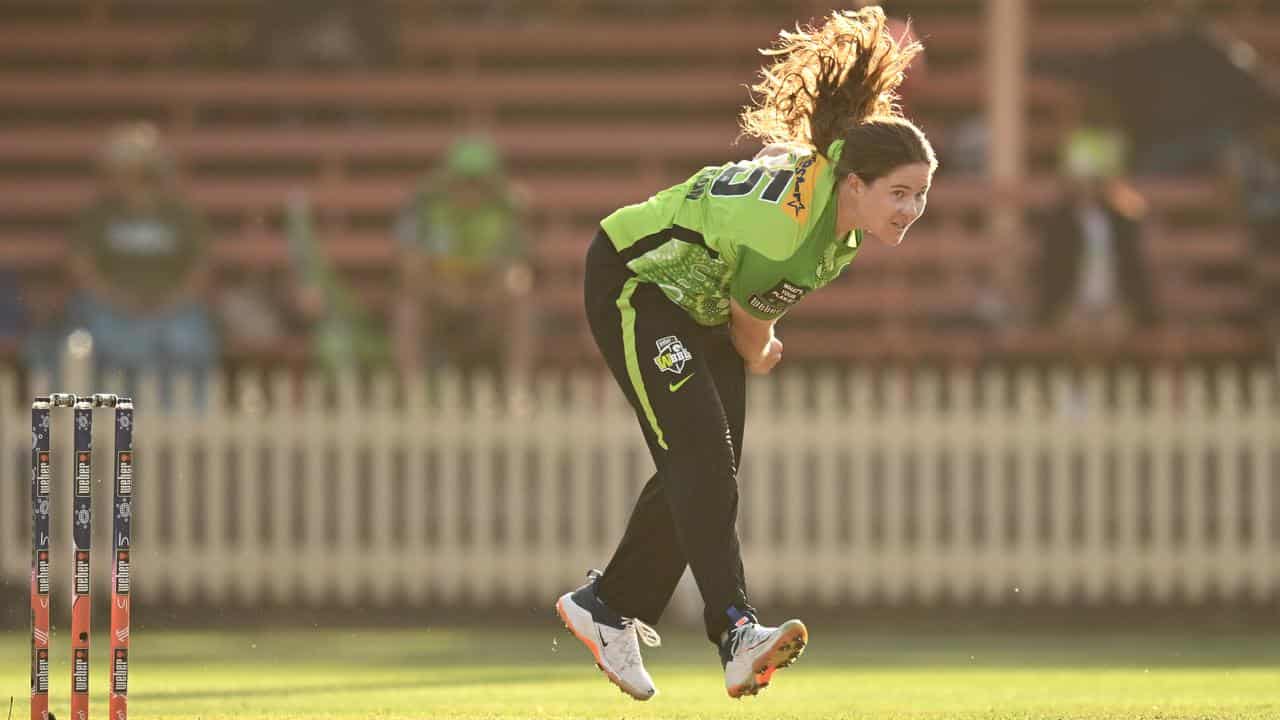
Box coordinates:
[126,628,1280,672]
[135,669,583,702]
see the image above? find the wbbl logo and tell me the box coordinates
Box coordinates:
[653,336,693,375]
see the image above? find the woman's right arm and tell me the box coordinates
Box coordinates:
[729,299,782,374]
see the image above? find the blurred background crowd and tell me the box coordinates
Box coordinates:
[1,0,1278,392]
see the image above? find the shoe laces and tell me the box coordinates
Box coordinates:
[626,618,662,648]
[613,617,661,673]
[584,569,658,648]
[581,569,661,661]
[728,622,770,657]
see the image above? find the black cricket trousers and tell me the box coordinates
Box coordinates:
[582,228,756,644]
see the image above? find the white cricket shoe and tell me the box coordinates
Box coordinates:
[720,617,808,698]
[556,570,660,701]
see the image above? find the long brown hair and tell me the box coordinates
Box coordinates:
[739,6,935,182]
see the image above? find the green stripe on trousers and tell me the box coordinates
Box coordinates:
[616,278,668,451]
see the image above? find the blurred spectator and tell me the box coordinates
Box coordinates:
[215,267,296,355]
[1078,2,1280,175]
[393,137,534,387]
[247,0,397,71]
[0,270,27,349]
[242,0,398,125]
[1226,125,1280,351]
[14,279,70,373]
[939,116,989,176]
[1034,125,1157,348]
[67,124,218,388]
[286,192,391,372]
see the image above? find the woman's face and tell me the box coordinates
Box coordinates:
[839,162,933,246]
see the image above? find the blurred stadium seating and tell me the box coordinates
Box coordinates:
[0,0,1275,368]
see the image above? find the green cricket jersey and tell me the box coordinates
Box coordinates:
[601,139,861,326]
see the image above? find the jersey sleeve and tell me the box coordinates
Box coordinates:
[724,212,806,320]
[728,246,804,321]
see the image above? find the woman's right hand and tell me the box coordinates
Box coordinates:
[746,337,783,374]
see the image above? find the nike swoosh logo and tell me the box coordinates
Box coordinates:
[668,374,695,392]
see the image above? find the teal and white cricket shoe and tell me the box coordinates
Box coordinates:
[556,570,660,701]
[720,616,808,698]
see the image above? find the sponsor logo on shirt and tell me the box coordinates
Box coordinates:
[748,279,809,316]
[785,156,817,221]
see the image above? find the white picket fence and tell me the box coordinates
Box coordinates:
[2,365,1279,615]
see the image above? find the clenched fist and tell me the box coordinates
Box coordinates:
[747,337,783,374]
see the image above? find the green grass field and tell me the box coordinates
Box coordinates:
[3,623,1279,719]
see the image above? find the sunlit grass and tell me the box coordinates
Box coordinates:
[2,625,1278,719]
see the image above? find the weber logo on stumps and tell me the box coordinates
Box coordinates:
[117,451,133,495]
[76,452,92,495]
[112,649,129,693]
[115,550,131,594]
[654,336,693,375]
[37,550,50,594]
[75,550,90,595]
[36,451,51,495]
[73,648,89,692]
[33,648,49,692]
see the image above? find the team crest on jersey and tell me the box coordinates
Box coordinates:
[654,336,693,374]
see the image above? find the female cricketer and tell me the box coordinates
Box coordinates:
[556,6,937,700]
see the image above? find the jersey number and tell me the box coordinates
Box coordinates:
[709,163,795,203]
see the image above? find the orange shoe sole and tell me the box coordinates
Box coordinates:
[727,619,808,698]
